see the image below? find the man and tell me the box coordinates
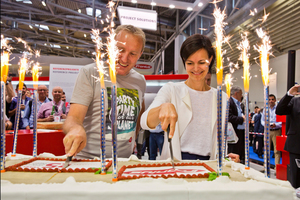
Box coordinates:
[149,124,164,160]
[205,71,212,86]
[63,25,146,159]
[228,86,245,163]
[276,85,300,189]
[8,83,31,130]
[23,85,51,129]
[26,89,32,98]
[37,86,67,122]
[261,94,282,169]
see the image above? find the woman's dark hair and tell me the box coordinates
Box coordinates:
[180,34,215,73]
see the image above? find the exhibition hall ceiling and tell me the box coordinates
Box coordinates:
[1,0,300,74]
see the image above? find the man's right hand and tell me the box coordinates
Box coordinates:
[63,125,87,156]
[46,115,54,122]
[62,103,88,157]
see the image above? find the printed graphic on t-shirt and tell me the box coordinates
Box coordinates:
[106,87,140,134]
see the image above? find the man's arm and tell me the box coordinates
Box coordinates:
[63,103,88,156]
[5,76,15,103]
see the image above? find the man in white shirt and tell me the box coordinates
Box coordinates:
[261,94,282,168]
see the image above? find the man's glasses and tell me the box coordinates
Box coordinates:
[38,89,47,92]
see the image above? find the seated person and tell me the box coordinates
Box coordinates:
[37,86,68,122]
[9,83,31,130]
[23,85,51,129]
[141,34,228,161]
[61,91,68,114]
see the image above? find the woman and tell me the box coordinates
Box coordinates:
[141,34,228,160]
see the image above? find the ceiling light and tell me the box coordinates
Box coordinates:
[187,7,193,11]
[84,34,87,38]
[66,46,69,49]
[44,43,47,46]
[169,5,175,9]
[29,25,33,29]
[150,2,156,6]
[41,1,46,6]
[57,30,60,33]
[88,50,90,53]
[86,7,102,18]
[131,0,137,3]
[198,2,203,7]
[23,0,32,4]
[78,9,81,13]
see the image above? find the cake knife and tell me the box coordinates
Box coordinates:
[63,156,73,168]
[166,126,175,169]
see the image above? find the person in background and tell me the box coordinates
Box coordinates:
[149,124,164,160]
[5,73,15,117]
[205,71,212,86]
[37,86,67,122]
[228,86,246,164]
[63,25,146,159]
[253,107,264,158]
[26,89,32,98]
[8,83,31,130]
[4,114,13,130]
[46,88,52,101]
[261,94,282,170]
[61,91,68,114]
[276,84,300,189]
[141,34,228,161]
[249,106,259,146]
[23,85,51,129]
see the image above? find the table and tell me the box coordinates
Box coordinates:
[5,129,65,156]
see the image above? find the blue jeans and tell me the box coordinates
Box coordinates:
[149,132,164,160]
[181,152,210,160]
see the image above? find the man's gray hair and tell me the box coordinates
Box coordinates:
[115,25,145,52]
[230,86,242,96]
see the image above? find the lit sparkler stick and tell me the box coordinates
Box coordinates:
[213,1,227,176]
[222,73,232,159]
[254,27,272,178]
[12,54,29,156]
[238,32,250,170]
[107,26,119,182]
[1,35,11,172]
[32,54,40,157]
[92,29,107,175]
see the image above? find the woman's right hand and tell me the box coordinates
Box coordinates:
[158,103,178,138]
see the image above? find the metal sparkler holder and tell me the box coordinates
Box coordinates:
[1,81,6,172]
[100,88,106,175]
[12,90,22,155]
[217,85,223,176]
[111,84,118,181]
[263,85,270,178]
[244,92,250,169]
[32,89,38,157]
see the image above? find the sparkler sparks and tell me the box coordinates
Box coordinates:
[254,28,272,86]
[224,73,232,98]
[213,1,227,86]
[237,32,250,92]
[259,8,270,23]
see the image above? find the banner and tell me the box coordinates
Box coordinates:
[134,61,154,75]
[49,64,84,102]
[117,6,157,31]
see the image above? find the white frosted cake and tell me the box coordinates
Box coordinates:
[1,153,296,200]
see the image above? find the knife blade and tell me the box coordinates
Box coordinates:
[166,126,175,169]
[63,156,73,168]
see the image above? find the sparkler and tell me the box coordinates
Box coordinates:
[12,54,29,156]
[32,51,41,157]
[92,29,107,175]
[213,0,227,176]
[106,0,119,182]
[238,32,250,170]
[1,35,12,172]
[222,73,232,159]
[254,27,272,178]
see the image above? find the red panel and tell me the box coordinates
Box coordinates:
[144,74,188,80]
[12,77,50,81]
[276,136,287,152]
[5,130,65,156]
[276,164,287,180]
